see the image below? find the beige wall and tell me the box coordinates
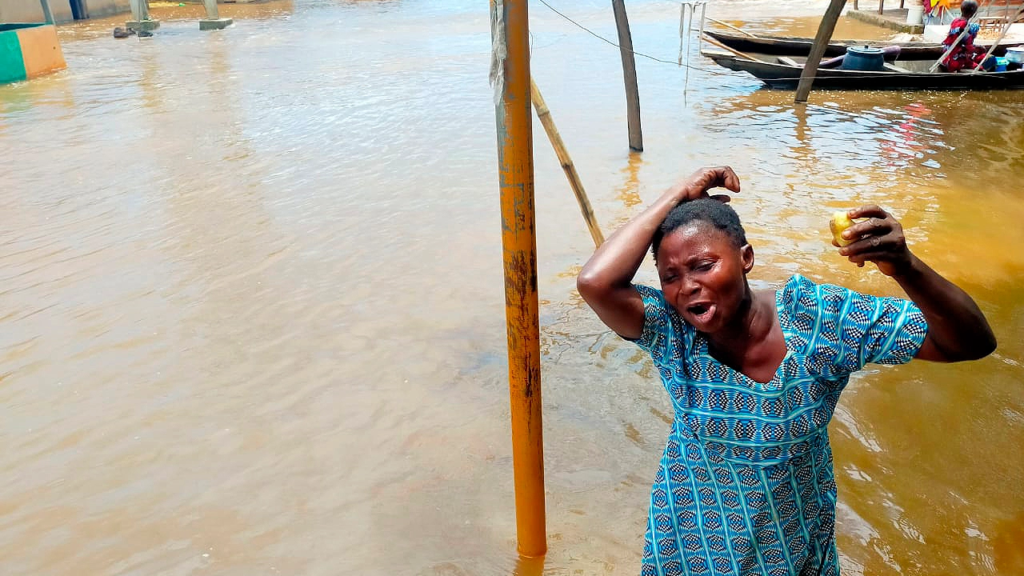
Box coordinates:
[0,0,71,23]
[0,0,128,23]
[84,0,130,19]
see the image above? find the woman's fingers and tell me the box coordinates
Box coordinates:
[693,166,741,194]
[848,204,888,220]
[842,216,891,242]
[709,194,732,203]
[716,166,741,193]
[846,249,892,264]
[839,232,898,256]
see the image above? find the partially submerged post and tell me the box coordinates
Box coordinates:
[489,0,547,559]
[126,0,160,33]
[38,0,54,24]
[200,0,233,30]
[611,0,643,152]
[795,0,847,103]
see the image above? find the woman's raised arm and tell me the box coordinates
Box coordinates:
[577,166,741,338]
[839,204,997,362]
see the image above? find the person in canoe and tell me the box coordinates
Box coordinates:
[576,166,996,575]
[940,0,994,72]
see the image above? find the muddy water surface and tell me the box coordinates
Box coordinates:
[1,1,1022,574]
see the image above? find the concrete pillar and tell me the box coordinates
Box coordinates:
[200,0,232,30]
[127,0,160,32]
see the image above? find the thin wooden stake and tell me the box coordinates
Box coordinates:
[611,0,643,152]
[707,17,758,38]
[702,32,760,61]
[530,79,605,248]
[795,0,847,103]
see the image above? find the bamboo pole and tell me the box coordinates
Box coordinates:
[490,0,546,559]
[878,0,885,15]
[611,0,643,152]
[707,17,758,38]
[702,32,760,61]
[795,0,847,103]
[530,80,605,248]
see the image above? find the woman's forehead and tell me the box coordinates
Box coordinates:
[665,222,734,245]
[657,223,736,259]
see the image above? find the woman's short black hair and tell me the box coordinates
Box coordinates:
[651,199,747,261]
[961,0,978,17]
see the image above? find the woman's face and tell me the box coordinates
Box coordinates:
[655,222,754,333]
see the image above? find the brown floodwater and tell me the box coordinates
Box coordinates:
[1,0,1022,574]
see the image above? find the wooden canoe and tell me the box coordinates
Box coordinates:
[704,50,1024,90]
[704,30,1024,59]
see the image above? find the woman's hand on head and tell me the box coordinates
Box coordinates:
[666,166,741,205]
[836,205,914,277]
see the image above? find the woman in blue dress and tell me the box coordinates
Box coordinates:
[576,166,996,576]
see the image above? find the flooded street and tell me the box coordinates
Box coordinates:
[1,0,1022,574]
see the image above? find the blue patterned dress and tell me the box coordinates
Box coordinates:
[632,274,928,576]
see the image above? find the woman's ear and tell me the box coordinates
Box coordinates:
[741,244,754,273]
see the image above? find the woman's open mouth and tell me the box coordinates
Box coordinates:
[686,302,716,326]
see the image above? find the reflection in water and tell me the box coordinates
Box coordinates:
[616,152,644,211]
[512,554,545,576]
[0,1,1022,575]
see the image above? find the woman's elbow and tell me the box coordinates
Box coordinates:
[948,330,997,362]
[969,330,998,360]
[576,269,603,303]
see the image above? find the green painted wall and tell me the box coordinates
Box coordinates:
[0,29,28,85]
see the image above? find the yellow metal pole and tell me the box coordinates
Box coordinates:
[490,0,547,558]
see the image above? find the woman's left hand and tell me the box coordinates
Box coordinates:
[836,205,914,277]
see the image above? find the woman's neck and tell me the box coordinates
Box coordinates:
[707,287,776,355]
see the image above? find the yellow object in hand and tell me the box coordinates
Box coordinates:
[830,211,855,247]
